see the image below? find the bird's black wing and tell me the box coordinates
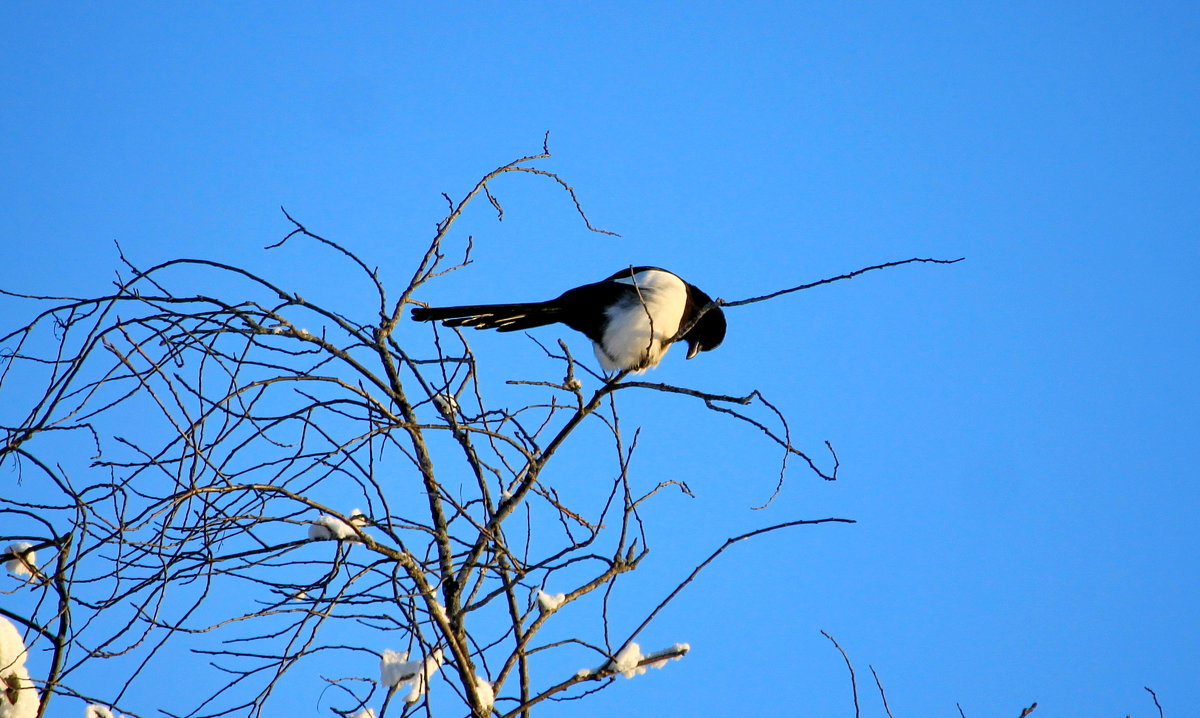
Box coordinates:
[550,281,637,344]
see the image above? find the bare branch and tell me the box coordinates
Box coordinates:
[1145,686,1164,718]
[869,664,894,718]
[821,630,860,718]
[721,256,964,308]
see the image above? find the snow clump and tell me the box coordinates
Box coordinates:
[4,542,36,578]
[379,648,444,703]
[307,509,368,540]
[536,589,566,614]
[0,616,39,718]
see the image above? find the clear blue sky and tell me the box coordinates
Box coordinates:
[3,3,1198,716]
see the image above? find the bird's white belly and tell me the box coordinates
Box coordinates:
[594,270,687,372]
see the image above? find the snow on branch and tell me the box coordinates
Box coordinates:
[306,509,369,541]
[0,616,38,718]
[472,675,494,713]
[380,648,445,704]
[3,543,36,580]
[576,642,691,681]
[536,589,566,614]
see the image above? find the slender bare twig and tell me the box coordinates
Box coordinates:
[1145,686,1164,718]
[720,256,964,307]
[821,630,860,718]
[869,664,894,718]
[619,519,855,648]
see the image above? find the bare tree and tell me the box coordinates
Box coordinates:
[1,142,950,718]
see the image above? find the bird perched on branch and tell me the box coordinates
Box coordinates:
[411,267,727,373]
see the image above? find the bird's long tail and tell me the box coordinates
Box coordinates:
[411,302,562,332]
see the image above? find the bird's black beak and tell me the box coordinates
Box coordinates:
[685,342,701,360]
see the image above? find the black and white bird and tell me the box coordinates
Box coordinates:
[411,267,726,373]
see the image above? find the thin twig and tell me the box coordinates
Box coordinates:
[721,257,964,308]
[869,664,894,718]
[821,630,860,718]
[619,518,854,647]
[1145,686,1164,718]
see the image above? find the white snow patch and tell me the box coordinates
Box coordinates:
[536,589,566,614]
[379,648,444,703]
[0,616,39,718]
[350,709,376,718]
[307,510,367,541]
[5,542,36,578]
[473,675,494,712]
[585,641,690,681]
[379,649,412,686]
[404,649,444,703]
[564,377,582,390]
[85,706,123,718]
[643,642,690,671]
[611,642,646,678]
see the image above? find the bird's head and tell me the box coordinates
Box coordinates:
[682,291,727,360]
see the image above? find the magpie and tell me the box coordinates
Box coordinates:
[411,267,727,373]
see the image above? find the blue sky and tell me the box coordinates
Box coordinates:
[2,2,1198,717]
